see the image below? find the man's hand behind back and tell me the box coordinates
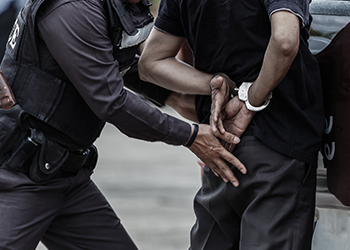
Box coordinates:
[210,74,255,152]
[221,97,255,151]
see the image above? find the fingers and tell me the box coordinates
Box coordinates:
[210,113,225,134]
[210,75,223,89]
[205,156,242,186]
[210,76,228,134]
[211,146,246,186]
[223,141,236,153]
[214,129,240,145]
[221,148,247,175]
[210,105,225,134]
[228,143,236,152]
[189,124,246,186]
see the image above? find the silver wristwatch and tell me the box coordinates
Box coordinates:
[236,82,272,112]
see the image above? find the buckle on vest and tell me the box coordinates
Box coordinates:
[120,66,131,77]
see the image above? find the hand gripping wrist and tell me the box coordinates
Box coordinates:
[235,82,272,112]
[184,124,199,147]
[211,73,237,98]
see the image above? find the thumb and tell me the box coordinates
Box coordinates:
[210,75,224,90]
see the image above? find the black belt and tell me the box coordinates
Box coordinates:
[60,146,97,173]
[5,128,97,182]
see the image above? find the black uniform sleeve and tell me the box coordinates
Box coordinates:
[36,0,191,145]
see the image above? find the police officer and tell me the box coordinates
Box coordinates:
[0,0,245,249]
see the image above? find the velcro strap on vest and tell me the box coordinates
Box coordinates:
[110,0,137,35]
[119,22,153,49]
[141,0,151,6]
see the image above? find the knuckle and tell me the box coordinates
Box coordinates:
[212,147,221,153]
[218,165,227,171]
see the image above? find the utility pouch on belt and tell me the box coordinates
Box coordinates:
[28,141,97,183]
[6,127,98,183]
[0,71,27,164]
[28,129,69,183]
[0,105,27,164]
[6,128,68,183]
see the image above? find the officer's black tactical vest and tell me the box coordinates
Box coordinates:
[0,0,154,148]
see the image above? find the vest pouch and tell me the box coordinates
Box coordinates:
[29,132,69,183]
[0,104,27,164]
[107,0,154,46]
[128,0,153,29]
[115,1,153,68]
[107,0,154,69]
[119,1,154,49]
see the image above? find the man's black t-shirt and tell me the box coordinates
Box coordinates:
[155,0,324,166]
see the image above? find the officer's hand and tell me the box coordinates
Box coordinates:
[188,124,246,187]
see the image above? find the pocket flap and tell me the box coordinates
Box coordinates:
[38,138,69,175]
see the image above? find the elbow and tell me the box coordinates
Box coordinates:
[138,55,150,82]
[281,40,299,59]
[273,33,299,59]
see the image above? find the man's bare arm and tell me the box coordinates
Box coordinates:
[248,10,300,106]
[211,10,300,137]
[139,27,246,186]
[139,28,213,95]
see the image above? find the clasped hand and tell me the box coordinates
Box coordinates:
[188,74,256,187]
[192,73,255,186]
[210,73,255,150]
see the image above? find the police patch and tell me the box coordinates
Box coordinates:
[6,12,25,61]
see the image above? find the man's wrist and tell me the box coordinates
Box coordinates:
[236,82,272,112]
